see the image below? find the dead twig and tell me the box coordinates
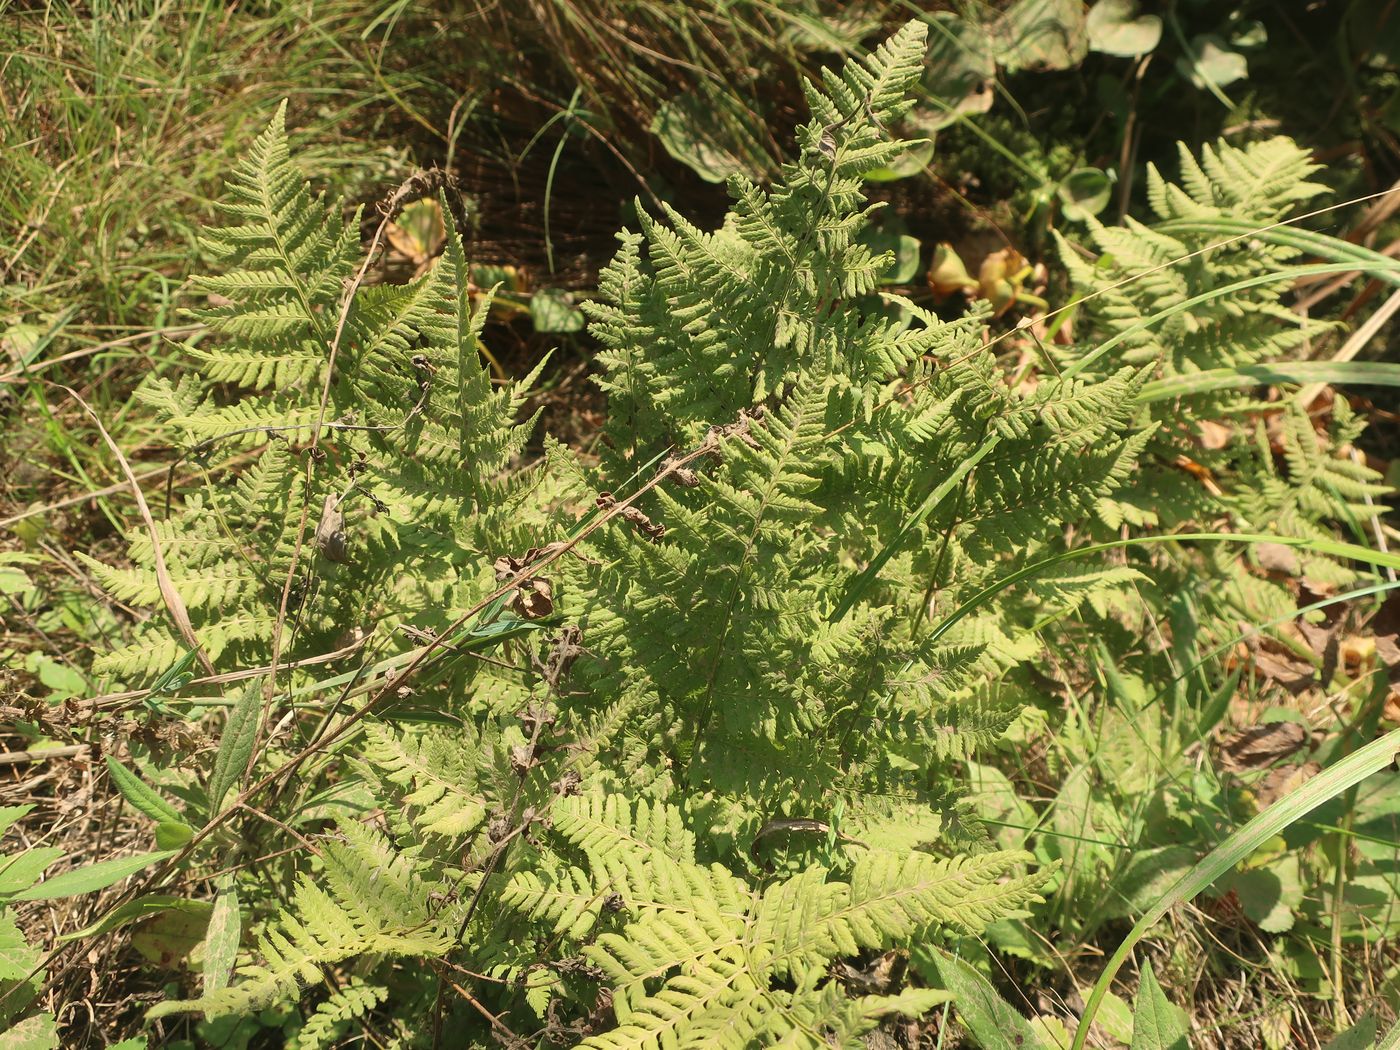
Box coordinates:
[0,745,89,767]
[50,383,214,676]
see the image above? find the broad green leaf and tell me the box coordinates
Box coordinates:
[1059,167,1113,221]
[0,554,37,599]
[0,1013,59,1050]
[994,0,1088,73]
[0,912,39,981]
[913,12,995,132]
[1217,854,1302,933]
[529,288,586,334]
[131,906,209,969]
[58,895,210,942]
[1032,1015,1072,1049]
[1130,962,1187,1050]
[1092,989,1136,1045]
[204,878,241,995]
[862,219,922,285]
[1086,0,1161,57]
[105,757,184,826]
[9,850,176,902]
[651,90,768,183]
[27,655,85,699]
[923,948,1047,1050]
[208,685,261,818]
[1104,846,1197,919]
[1177,34,1247,91]
[1323,1013,1377,1050]
[110,1040,148,1050]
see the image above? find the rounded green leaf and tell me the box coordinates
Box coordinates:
[1177,34,1248,90]
[993,0,1089,73]
[1086,0,1162,57]
[1058,167,1113,221]
[529,288,586,334]
[912,12,996,132]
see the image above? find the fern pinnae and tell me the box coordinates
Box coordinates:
[100,23,1394,1043]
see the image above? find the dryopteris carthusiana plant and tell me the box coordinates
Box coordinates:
[63,17,1397,1048]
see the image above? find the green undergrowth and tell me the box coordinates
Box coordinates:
[3,7,1400,1050]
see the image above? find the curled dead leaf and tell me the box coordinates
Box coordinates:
[494,542,570,581]
[512,578,554,620]
[595,491,665,542]
[314,493,349,563]
[1241,630,1317,694]
[661,456,701,488]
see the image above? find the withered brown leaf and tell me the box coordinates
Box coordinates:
[1218,721,1308,773]
[512,577,554,620]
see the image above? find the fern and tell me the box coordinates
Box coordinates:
[1059,134,1391,651]
[151,822,452,1019]
[505,795,1050,1049]
[287,978,387,1050]
[94,101,541,681]
[84,22,1387,1045]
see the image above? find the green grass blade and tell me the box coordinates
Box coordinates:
[1063,261,1400,378]
[829,435,1002,623]
[1155,218,1400,288]
[1070,724,1400,1050]
[927,531,1400,647]
[1142,361,1400,402]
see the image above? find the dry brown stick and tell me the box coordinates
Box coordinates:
[0,745,88,767]
[52,383,214,676]
[75,636,371,711]
[257,171,446,771]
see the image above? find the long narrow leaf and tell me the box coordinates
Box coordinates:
[1142,361,1400,402]
[1070,726,1400,1050]
[829,435,1002,623]
[105,757,185,826]
[207,684,261,818]
[1063,262,1400,378]
[1155,218,1400,289]
[928,531,1400,647]
[10,850,178,902]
